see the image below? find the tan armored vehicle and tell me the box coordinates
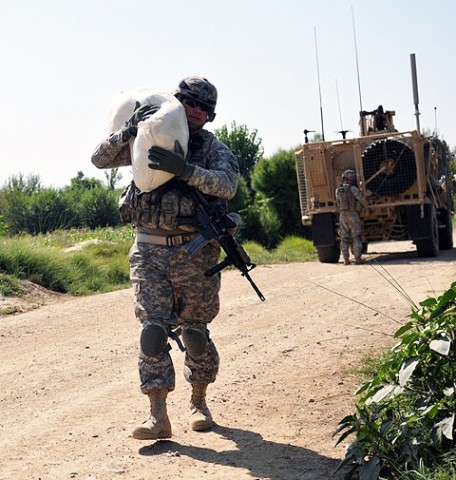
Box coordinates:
[295,104,453,263]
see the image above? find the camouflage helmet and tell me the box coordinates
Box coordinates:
[342,169,357,182]
[174,76,217,121]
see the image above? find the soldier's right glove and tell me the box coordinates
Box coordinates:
[148,140,195,181]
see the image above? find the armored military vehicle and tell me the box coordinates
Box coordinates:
[295,57,453,263]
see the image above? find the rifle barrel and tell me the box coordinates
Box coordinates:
[243,270,266,301]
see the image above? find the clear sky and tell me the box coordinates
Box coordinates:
[1,0,455,188]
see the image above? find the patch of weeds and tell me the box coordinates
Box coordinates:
[347,348,392,381]
[0,274,24,297]
[0,306,20,315]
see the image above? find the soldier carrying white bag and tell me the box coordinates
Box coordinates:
[91,76,240,440]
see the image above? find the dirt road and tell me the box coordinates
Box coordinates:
[1,240,455,480]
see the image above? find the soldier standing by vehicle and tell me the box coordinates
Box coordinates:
[335,169,367,265]
[91,76,239,440]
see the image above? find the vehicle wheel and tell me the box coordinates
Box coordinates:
[316,245,340,263]
[438,208,454,250]
[416,206,439,257]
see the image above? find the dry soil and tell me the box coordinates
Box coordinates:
[1,239,455,480]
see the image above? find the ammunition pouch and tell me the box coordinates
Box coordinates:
[119,179,201,231]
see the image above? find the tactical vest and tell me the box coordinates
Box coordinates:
[119,133,216,232]
[336,184,356,212]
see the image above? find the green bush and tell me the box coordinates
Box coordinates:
[251,148,307,241]
[78,187,121,229]
[335,282,456,479]
[273,235,316,263]
[242,240,274,265]
[26,188,76,233]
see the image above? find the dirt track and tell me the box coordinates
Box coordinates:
[1,240,455,480]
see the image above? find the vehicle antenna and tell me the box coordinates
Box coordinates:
[314,27,325,141]
[410,53,421,133]
[335,78,350,139]
[336,78,344,130]
[434,106,438,136]
[351,6,364,134]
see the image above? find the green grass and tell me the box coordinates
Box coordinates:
[0,227,316,298]
[271,235,317,263]
[347,348,392,381]
[398,460,456,479]
[0,273,24,296]
[0,229,134,296]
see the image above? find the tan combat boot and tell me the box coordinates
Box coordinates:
[190,384,214,431]
[132,388,172,440]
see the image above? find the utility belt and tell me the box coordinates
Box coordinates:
[136,231,199,247]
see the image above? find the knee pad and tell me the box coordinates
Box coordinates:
[140,324,168,357]
[182,327,209,358]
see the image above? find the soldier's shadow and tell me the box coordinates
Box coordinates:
[139,424,344,480]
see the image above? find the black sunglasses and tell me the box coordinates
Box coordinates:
[183,98,212,112]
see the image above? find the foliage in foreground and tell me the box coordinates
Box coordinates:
[335,282,456,479]
[397,456,456,479]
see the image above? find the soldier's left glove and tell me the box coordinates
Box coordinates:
[120,103,160,141]
[147,140,195,181]
[128,104,158,128]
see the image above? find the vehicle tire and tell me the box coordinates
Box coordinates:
[438,208,454,250]
[316,245,340,263]
[416,205,439,257]
[362,139,416,196]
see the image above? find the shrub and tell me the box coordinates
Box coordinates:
[78,187,120,229]
[273,235,316,263]
[335,282,456,479]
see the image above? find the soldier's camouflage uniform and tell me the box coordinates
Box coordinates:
[335,183,367,263]
[92,128,239,393]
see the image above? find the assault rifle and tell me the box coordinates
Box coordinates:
[181,182,265,302]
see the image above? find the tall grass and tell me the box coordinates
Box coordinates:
[0,273,24,296]
[0,230,133,295]
[0,228,316,297]
[0,237,75,292]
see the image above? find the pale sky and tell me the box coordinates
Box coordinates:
[1,0,455,188]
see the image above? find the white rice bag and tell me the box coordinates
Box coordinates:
[108,89,189,192]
